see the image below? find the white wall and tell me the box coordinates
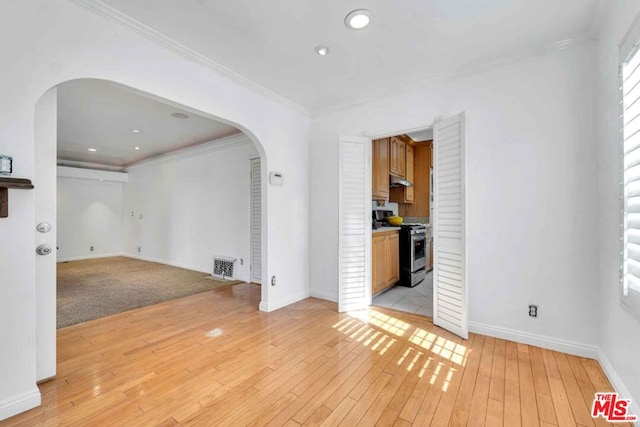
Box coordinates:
[0,0,309,420]
[122,137,258,282]
[57,177,124,261]
[310,43,600,352]
[596,0,640,413]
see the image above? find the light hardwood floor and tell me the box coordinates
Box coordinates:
[2,283,625,426]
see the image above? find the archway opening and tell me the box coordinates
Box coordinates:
[34,78,269,381]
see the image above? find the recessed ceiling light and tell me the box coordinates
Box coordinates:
[171,112,190,120]
[345,9,373,30]
[130,129,141,133]
[134,146,140,150]
[88,148,97,152]
[314,45,330,56]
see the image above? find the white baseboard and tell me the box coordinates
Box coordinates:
[57,252,126,262]
[309,289,337,302]
[468,321,599,359]
[123,253,208,274]
[0,388,41,422]
[597,349,640,425]
[259,290,310,312]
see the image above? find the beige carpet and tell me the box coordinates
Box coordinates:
[57,257,242,328]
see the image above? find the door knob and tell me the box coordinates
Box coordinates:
[36,244,52,256]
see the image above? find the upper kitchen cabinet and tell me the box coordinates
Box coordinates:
[398,141,432,217]
[372,138,390,200]
[389,143,415,204]
[389,136,406,178]
[406,145,415,202]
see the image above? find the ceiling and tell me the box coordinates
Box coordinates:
[57,79,241,168]
[406,128,433,142]
[99,0,602,113]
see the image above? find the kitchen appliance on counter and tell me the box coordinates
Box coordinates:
[372,209,394,229]
[399,223,429,287]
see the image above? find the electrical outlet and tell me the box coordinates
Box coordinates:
[271,276,276,286]
[137,246,141,253]
[90,246,94,252]
[529,305,538,317]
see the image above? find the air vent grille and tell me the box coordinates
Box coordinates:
[213,256,236,280]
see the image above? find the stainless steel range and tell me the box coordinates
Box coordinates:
[399,223,429,287]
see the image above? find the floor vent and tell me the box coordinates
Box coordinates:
[212,256,237,280]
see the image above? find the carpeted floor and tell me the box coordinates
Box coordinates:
[57,257,243,328]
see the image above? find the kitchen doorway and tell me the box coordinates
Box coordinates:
[371,129,434,317]
[338,112,468,339]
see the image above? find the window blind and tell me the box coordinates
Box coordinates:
[622,32,640,313]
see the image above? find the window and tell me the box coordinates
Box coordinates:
[621,16,640,315]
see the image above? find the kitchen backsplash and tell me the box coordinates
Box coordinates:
[403,216,430,225]
[371,201,398,216]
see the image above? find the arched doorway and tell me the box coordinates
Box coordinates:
[34,78,270,382]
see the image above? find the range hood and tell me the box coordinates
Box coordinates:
[389,175,413,188]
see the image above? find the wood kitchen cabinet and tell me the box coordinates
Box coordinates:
[406,145,414,202]
[399,141,432,217]
[372,234,386,294]
[372,138,390,200]
[372,230,400,296]
[389,136,406,178]
[390,144,415,204]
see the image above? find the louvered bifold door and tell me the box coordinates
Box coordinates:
[433,112,468,339]
[250,158,262,284]
[338,135,372,312]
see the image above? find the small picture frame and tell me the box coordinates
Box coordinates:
[0,155,12,176]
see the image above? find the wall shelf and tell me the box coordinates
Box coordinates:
[0,178,35,218]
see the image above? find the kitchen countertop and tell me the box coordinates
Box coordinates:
[372,226,401,234]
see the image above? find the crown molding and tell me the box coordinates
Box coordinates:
[57,133,252,172]
[126,132,253,170]
[68,0,598,119]
[56,159,126,172]
[311,31,596,118]
[68,0,310,116]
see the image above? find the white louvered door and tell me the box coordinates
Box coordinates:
[433,112,468,339]
[338,135,372,312]
[250,158,262,284]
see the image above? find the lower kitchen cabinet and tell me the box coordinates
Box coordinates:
[372,230,400,296]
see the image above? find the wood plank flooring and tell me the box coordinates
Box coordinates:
[1,283,626,426]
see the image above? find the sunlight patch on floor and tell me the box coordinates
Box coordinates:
[331,309,466,393]
[342,309,468,366]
